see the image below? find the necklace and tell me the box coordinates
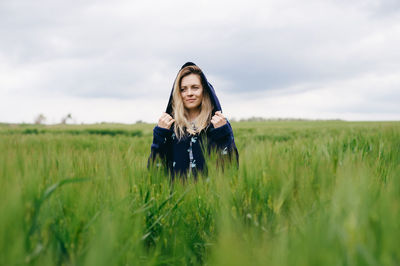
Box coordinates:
[190,121,198,131]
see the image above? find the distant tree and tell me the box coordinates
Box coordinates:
[239,116,267,122]
[61,113,73,124]
[34,114,46,124]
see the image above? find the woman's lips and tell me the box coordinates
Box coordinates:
[186,99,196,102]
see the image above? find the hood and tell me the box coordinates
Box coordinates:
[165,62,222,116]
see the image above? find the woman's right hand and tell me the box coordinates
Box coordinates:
[158,112,175,129]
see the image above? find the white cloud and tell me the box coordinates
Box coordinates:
[220,71,400,121]
[0,0,399,123]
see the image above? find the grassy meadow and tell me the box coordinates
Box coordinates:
[0,120,399,265]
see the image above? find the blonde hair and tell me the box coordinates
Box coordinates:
[172,65,214,140]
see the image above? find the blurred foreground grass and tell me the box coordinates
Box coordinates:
[0,121,399,265]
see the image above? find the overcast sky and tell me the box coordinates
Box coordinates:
[1,0,399,124]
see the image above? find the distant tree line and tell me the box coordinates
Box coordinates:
[32,114,343,125]
[229,116,343,122]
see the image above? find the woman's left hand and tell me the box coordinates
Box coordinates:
[211,111,227,128]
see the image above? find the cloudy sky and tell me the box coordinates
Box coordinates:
[1,0,399,124]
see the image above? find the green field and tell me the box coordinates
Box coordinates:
[1,121,399,265]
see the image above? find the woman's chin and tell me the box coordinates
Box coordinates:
[184,104,200,110]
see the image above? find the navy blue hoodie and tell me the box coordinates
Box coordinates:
[148,62,239,179]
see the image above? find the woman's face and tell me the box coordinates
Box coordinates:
[180,74,203,111]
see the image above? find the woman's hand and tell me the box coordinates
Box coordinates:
[211,111,227,128]
[158,112,175,129]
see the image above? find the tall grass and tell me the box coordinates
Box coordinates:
[0,121,399,265]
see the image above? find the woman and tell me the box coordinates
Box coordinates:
[148,62,239,179]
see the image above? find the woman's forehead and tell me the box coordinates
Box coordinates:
[181,74,202,87]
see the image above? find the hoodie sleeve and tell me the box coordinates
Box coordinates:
[207,121,239,166]
[147,125,173,168]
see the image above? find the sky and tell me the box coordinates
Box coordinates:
[1,0,399,124]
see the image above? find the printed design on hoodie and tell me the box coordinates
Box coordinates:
[188,136,195,176]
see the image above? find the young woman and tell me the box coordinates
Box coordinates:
[148,62,239,179]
